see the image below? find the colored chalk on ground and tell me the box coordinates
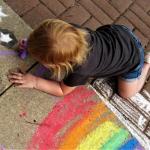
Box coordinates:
[101,128,129,150]
[76,121,119,150]
[0,50,17,56]
[58,102,114,150]
[26,86,144,150]
[19,112,27,117]
[119,138,139,150]
[27,87,96,150]
[0,144,6,150]
[135,144,144,150]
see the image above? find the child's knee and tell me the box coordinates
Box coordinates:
[118,78,139,99]
[118,90,137,99]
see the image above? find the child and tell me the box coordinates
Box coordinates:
[8,19,150,98]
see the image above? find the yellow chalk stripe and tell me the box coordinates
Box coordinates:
[76,121,119,150]
[58,102,115,150]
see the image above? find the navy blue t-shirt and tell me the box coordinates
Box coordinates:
[63,24,140,87]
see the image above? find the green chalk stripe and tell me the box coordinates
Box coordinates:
[100,129,130,150]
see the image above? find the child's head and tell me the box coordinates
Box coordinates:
[27,19,89,80]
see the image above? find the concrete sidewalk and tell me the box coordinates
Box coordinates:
[0,0,150,149]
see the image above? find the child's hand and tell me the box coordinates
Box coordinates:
[8,72,37,88]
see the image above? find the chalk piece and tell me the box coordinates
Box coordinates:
[18,49,28,59]
[18,38,28,59]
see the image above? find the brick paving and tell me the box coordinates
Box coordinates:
[4,0,150,50]
[3,0,150,148]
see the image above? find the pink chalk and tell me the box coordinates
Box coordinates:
[19,112,27,118]
[27,87,96,150]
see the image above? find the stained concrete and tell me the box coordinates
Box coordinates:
[0,83,59,149]
[0,1,60,149]
[0,0,35,94]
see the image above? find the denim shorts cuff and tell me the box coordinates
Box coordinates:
[119,76,141,82]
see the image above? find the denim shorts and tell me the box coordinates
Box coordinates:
[119,25,145,81]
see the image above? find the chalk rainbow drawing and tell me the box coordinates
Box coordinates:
[27,86,144,150]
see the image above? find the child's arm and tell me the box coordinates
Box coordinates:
[36,77,76,96]
[8,72,76,96]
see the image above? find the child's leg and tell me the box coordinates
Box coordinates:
[117,25,150,98]
[118,62,150,99]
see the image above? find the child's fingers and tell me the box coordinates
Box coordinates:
[8,74,23,80]
[8,72,24,80]
[10,72,24,77]
[8,72,24,82]
[9,79,24,84]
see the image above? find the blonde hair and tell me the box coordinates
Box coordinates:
[28,19,90,80]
